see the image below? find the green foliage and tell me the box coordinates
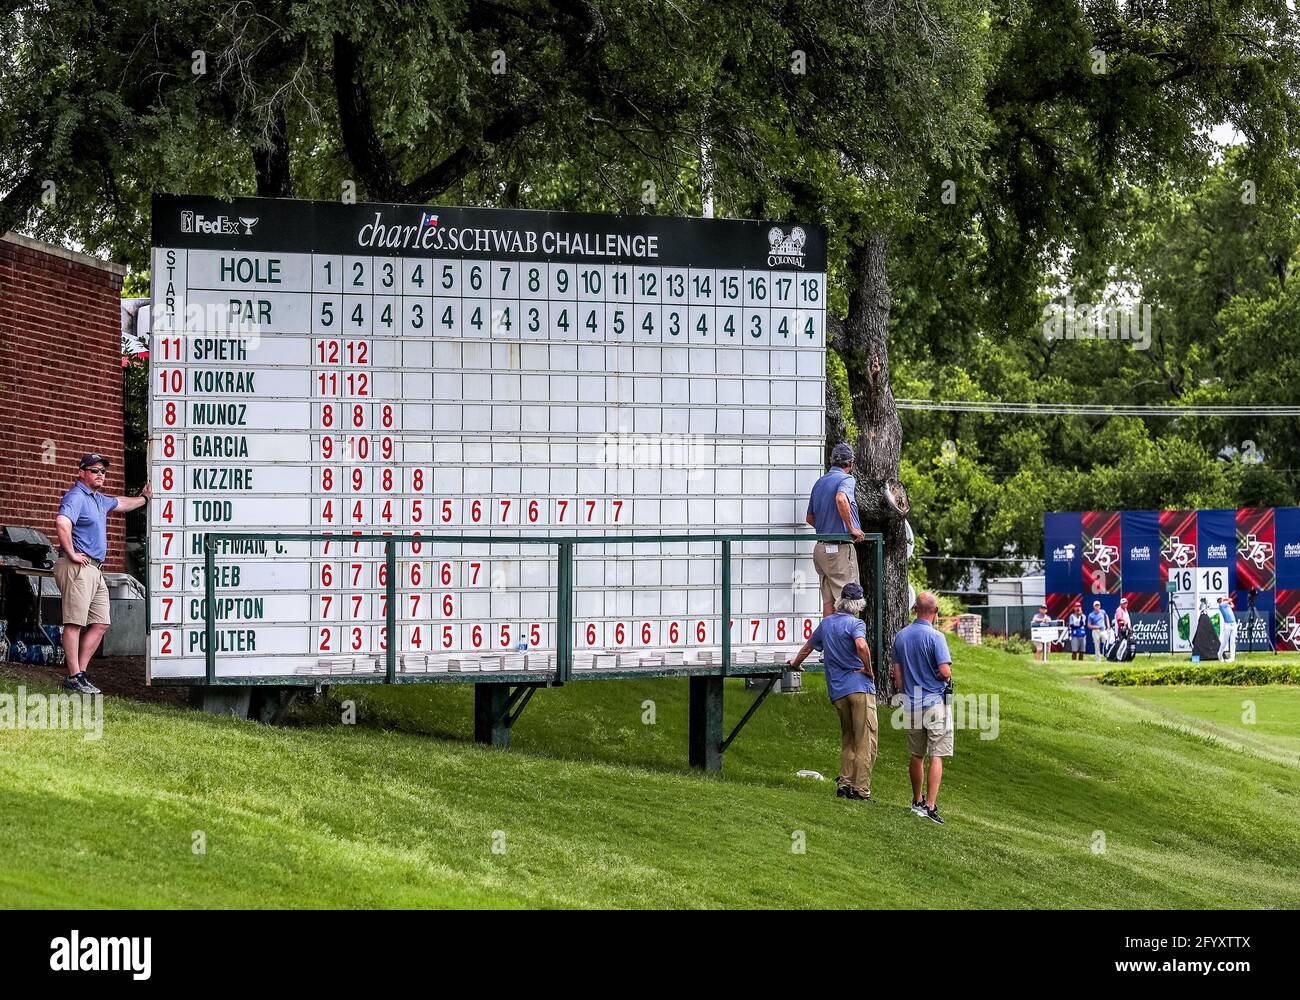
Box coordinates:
[6,0,1300,597]
[983,633,1032,656]
[1100,662,1300,687]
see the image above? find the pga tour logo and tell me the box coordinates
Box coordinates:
[50,931,151,980]
[180,210,259,236]
[767,226,807,268]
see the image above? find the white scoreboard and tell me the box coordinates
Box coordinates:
[148,195,828,680]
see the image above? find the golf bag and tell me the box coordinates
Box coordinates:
[1106,626,1136,662]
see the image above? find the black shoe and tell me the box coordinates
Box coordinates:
[924,805,944,825]
[76,672,101,695]
[846,788,872,801]
[910,798,927,816]
[64,675,86,693]
[835,785,849,798]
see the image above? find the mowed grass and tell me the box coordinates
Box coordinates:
[2,638,1299,909]
[1109,685,1300,762]
[1042,650,1300,678]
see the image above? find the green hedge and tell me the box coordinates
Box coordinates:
[1099,663,1300,687]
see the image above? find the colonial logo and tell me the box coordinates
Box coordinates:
[180,211,258,236]
[1239,532,1273,569]
[1084,536,1119,572]
[767,226,807,268]
[1162,533,1195,567]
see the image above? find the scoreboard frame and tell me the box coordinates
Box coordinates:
[169,528,884,687]
[148,194,836,694]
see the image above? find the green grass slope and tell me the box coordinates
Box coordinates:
[1,638,1298,908]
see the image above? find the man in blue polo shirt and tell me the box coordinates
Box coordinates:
[892,591,953,825]
[53,453,150,694]
[787,582,877,801]
[1087,600,1110,661]
[806,442,865,618]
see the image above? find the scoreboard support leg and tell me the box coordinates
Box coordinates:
[688,676,724,772]
[190,686,252,719]
[189,686,295,724]
[474,683,540,749]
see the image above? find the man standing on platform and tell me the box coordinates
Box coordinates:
[805,442,865,618]
[53,454,150,695]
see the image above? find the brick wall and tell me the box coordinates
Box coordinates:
[0,234,128,572]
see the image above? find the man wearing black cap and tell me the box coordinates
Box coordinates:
[52,454,150,694]
[1030,604,1052,662]
[787,581,877,801]
[805,442,865,618]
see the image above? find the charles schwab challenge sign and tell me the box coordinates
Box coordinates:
[1129,613,1169,653]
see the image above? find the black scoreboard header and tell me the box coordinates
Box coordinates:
[152,194,827,272]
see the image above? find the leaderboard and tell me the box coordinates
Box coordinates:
[149,195,828,679]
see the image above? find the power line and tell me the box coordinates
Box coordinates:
[916,554,1041,563]
[896,399,1300,417]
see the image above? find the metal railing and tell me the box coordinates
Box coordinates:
[199,530,885,685]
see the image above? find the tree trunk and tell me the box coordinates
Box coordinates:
[253,103,294,198]
[838,229,909,697]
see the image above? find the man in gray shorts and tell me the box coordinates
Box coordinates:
[1066,601,1086,660]
[805,442,865,617]
[891,592,954,825]
[53,453,150,694]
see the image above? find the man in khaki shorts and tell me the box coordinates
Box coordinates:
[891,592,954,825]
[805,442,865,617]
[53,453,150,694]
